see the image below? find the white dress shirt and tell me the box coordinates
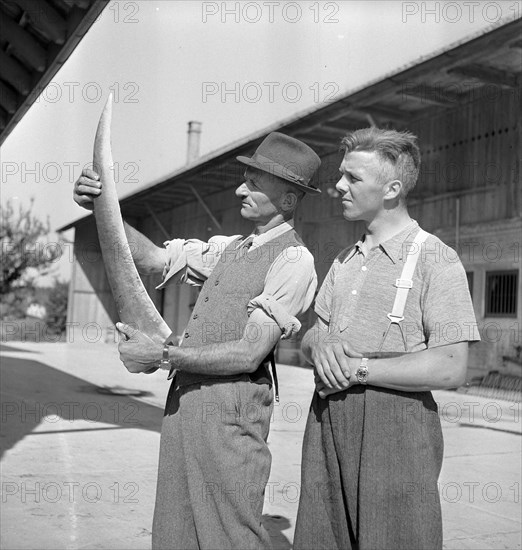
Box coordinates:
[157,221,317,338]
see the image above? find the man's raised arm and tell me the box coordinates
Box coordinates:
[73,168,166,274]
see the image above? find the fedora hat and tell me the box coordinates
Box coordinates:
[237,132,321,194]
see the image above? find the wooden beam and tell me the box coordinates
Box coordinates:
[198,171,230,183]
[0,0,111,146]
[295,113,364,137]
[359,104,413,122]
[0,13,47,71]
[188,184,222,231]
[0,108,7,130]
[448,64,518,88]
[67,5,87,35]
[320,118,366,132]
[188,182,225,194]
[12,0,67,45]
[145,202,171,240]
[396,83,464,106]
[336,80,404,115]
[365,113,377,127]
[294,135,338,148]
[323,103,358,123]
[0,50,31,95]
[304,124,347,136]
[185,177,223,190]
[0,81,19,114]
[148,190,189,201]
[69,0,92,8]
[390,20,521,84]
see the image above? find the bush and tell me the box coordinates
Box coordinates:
[0,285,36,320]
[1,198,61,295]
[45,280,69,336]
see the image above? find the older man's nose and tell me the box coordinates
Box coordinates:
[235,182,248,197]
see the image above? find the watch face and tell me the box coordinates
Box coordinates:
[357,368,368,383]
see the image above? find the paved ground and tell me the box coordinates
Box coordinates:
[1,341,520,549]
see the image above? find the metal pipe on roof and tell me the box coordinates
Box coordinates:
[186,121,202,164]
[185,120,222,231]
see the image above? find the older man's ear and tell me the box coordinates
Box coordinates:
[280,190,299,213]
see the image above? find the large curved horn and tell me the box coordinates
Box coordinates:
[92,94,172,345]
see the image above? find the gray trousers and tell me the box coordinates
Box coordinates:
[152,375,274,550]
[294,386,444,550]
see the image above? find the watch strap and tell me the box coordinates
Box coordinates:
[159,343,172,369]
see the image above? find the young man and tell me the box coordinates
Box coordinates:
[293,128,479,550]
[74,132,321,549]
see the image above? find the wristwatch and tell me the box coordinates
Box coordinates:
[356,357,369,384]
[159,343,172,370]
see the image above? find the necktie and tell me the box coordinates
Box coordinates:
[238,235,254,258]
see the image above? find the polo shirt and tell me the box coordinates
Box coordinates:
[315,220,480,355]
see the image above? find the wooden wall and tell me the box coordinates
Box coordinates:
[68,220,118,343]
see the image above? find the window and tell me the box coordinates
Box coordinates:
[485,270,518,317]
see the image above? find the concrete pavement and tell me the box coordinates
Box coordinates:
[1,341,520,549]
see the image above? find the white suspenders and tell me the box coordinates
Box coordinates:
[379,229,429,352]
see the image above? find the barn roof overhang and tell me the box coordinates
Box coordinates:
[58,18,522,232]
[0,0,110,146]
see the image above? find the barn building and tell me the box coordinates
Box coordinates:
[59,20,521,382]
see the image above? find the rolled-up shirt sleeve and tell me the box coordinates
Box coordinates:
[247,246,317,339]
[156,235,240,289]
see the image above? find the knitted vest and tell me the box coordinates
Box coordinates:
[176,228,305,387]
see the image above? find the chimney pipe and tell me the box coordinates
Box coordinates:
[186,121,202,164]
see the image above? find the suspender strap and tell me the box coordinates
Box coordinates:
[269,351,279,402]
[389,229,429,322]
[380,230,429,351]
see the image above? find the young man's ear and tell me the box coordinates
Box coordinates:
[383,180,402,200]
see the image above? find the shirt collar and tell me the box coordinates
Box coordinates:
[238,220,295,250]
[378,220,420,263]
[346,220,419,264]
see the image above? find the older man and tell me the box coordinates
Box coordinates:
[294,128,479,550]
[74,132,321,549]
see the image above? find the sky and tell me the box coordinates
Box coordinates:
[1,0,519,282]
